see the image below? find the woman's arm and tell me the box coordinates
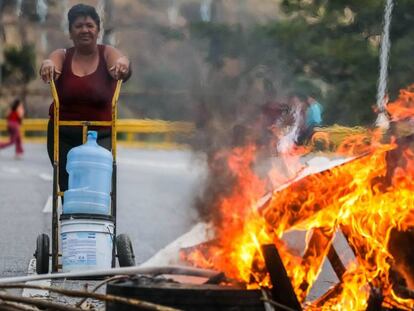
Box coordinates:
[104,45,131,81]
[39,49,65,82]
[16,104,25,119]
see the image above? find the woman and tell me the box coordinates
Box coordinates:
[0,99,25,159]
[39,3,131,192]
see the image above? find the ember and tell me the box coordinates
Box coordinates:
[182,86,414,310]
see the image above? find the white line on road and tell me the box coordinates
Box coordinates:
[42,195,61,213]
[118,157,189,170]
[39,173,53,181]
[22,259,50,298]
[139,222,213,267]
[1,166,20,174]
[42,196,53,213]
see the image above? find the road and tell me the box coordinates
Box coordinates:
[0,143,352,303]
[0,143,206,277]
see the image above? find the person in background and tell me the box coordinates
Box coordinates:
[298,92,323,145]
[0,98,25,159]
[39,3,131,192]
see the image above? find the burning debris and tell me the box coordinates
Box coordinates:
[182,86,414,310]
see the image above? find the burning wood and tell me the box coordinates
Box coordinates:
[180,86,414,310]
[261,244,302,311]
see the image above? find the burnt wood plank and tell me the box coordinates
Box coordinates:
[261,244,302,311]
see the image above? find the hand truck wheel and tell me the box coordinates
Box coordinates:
[34,233,50,274]
[116,234,135,267]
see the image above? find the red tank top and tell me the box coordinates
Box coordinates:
[49,45,117,121]
[7,111,21,124]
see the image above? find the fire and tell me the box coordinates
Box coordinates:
[387,84,414,122]
[183,145,271,284]
[183,86,414,310]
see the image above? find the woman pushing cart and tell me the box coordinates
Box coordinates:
[37,3,134,273]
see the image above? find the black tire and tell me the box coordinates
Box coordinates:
[35,234,50,274]
[116,234,135,267]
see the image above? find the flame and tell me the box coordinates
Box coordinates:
[183,145,271,284]
[184,86,414,310]
[387,84,414,121]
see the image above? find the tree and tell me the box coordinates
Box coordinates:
[260,0,414,125]
[1,44,36,102]
[188,0,414,126]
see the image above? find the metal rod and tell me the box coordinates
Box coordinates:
[112,161,117,268]
[0,284,181,311]
[76,275,129,308]
[110,80,121,268]
[59,120,112,126]
[0,265,221,284]
[0,292,80,311]
[50,79,59,164]
[82,125,87,144]
[52,162,59,273]
[50,79,60,273]
[0,302,37,311]
[112,80,122,161]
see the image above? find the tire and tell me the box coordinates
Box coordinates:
[35,234,50,274]
[116,234,135,267]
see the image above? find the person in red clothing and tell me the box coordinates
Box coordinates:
[0,98,25,159]
[39,3,131,192]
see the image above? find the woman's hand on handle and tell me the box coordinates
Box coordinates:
[109,56,131,81]
[40,59,61,83]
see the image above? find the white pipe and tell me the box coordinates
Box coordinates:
[0,265,220,284]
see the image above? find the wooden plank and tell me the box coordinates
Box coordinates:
[261,244,302,311]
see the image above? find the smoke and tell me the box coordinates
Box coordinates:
[173,1,307,223]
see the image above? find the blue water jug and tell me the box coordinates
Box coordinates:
[63,131,113,215]
[67,131,113,192]
[63,189,111,215]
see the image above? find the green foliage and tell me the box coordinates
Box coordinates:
[158,26,186,41]
[276,0,414,125]
[188,0,414,126]
[190,22,244,67]
[2,44,36,85]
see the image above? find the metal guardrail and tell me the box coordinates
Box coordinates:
[0,120,372,151]
[0,119,195,148]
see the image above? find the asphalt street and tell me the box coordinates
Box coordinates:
[0,143,352,302]
[0,143,206,277]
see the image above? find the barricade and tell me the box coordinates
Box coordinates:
[0,119,195,149]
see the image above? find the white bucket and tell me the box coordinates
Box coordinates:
[61,217,114,272]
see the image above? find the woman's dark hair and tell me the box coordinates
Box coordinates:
[10,99,21,112]
[68,4,100,31]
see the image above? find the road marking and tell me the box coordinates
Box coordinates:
[118,157,189,170]
[42,196,53,213]
[42,195,61,213]
[26,258,36,275]
[139,222,213,267]
[22,259,50,298]
[39,173,53,181]
[1,166,20,174]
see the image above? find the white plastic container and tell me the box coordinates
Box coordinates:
[60,215,114,272]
